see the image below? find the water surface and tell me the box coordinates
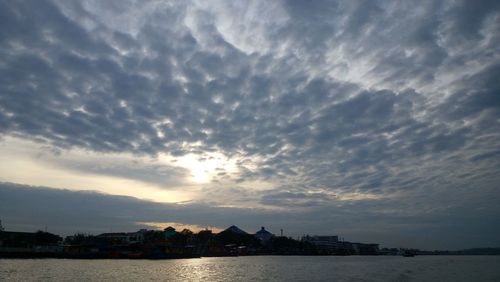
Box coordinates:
[1,255,499,281]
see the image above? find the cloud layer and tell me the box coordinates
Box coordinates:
[0,0,499,249]
[1,182,499,250]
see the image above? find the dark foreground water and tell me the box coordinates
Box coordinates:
[1,256,499,281]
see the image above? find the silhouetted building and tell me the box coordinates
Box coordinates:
[0,230,62,249]
[97,229,147,245]
[302,235,340,253]
[254,227,273,243]
[224,225,248,234]
[0,231,37,248]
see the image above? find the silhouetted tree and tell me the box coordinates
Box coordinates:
[196,230,213,244]
[180,228,193,235]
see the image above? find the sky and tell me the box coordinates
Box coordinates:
[0,0,499,250]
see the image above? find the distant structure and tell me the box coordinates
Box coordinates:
[302,235,340,252]
[97,229,148,244]
[224,225,248,234]
[349,242,380,255]
[0,220,4,232]
[254,227,273,243]
[164,226,177,240]
[302,234,379,255]
[0,230,62,250]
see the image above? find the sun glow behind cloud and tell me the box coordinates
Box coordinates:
[160,152,239,184]
[0,136,249,205]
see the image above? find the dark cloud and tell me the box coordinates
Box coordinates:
[260,190,337,207]
[1,182,499,249]
[0,0,499,248]
[440,63,500,119]
[445,0,500,44]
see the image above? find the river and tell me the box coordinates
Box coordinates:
[1,255,499,281]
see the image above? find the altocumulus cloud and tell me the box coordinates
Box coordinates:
[0,0,499,249]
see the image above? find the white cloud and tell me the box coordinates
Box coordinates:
[0,0,499,248]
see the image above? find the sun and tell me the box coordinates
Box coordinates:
[190,163,210,183]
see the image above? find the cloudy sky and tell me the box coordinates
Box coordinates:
[1,0,499,250]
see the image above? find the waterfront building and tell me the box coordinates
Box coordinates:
[254,227,273,243]
[302,235,339,250]
[224,225,248,234]
[0,231,38,249]
[97,229,147,245]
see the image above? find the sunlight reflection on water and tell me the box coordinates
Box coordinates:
[1,256,499,281]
